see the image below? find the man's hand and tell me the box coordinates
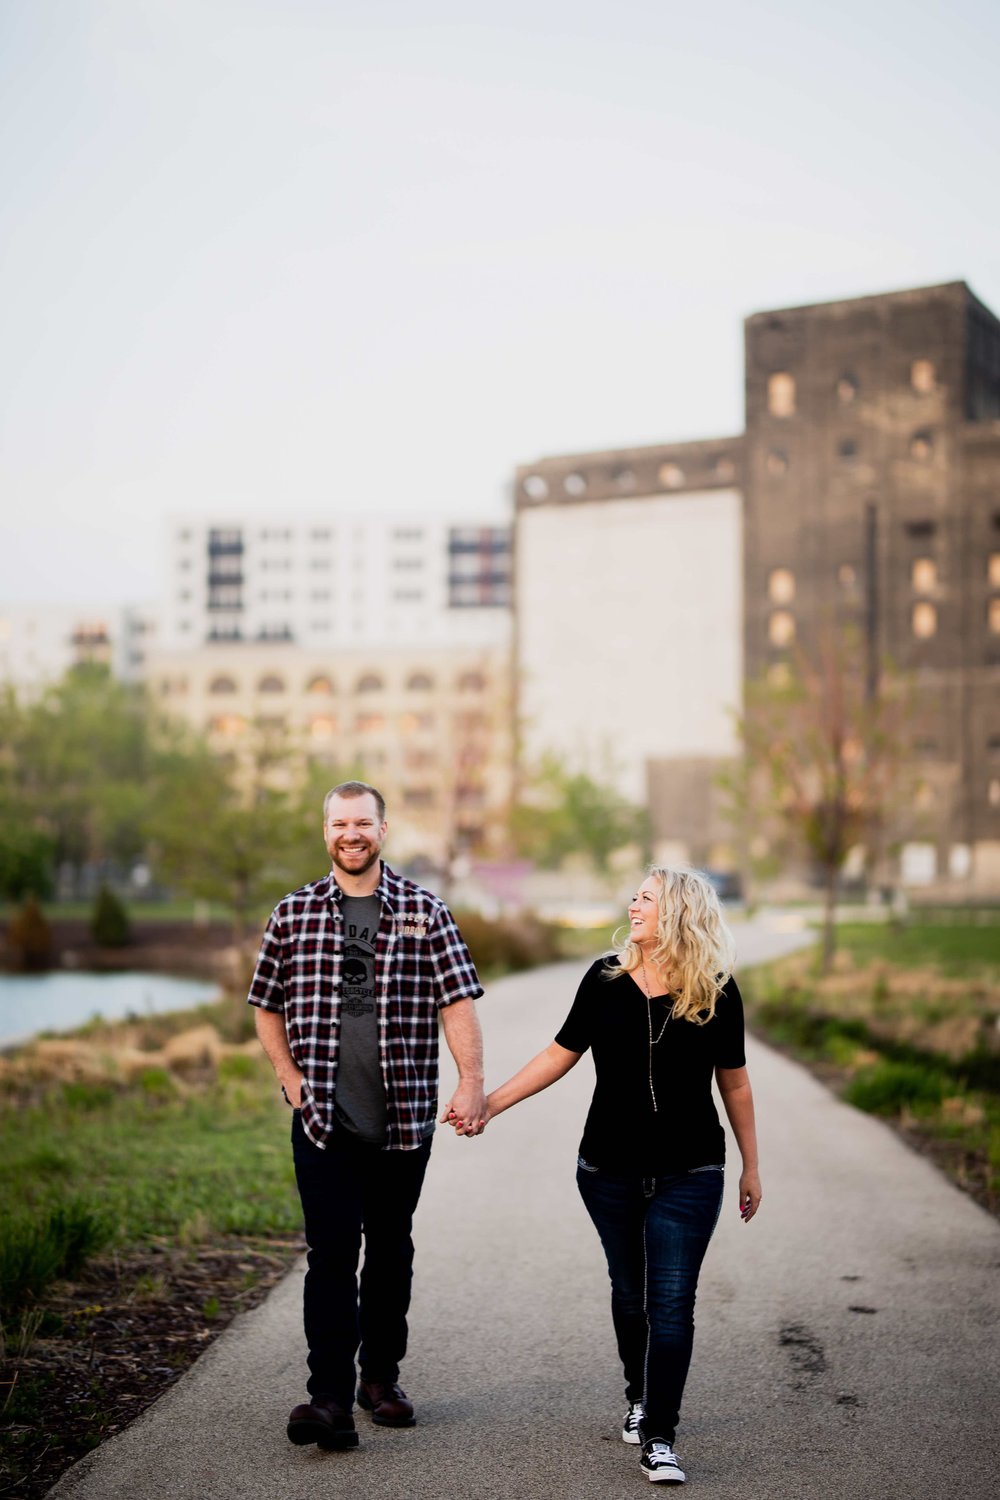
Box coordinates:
[440,1080,487,1136]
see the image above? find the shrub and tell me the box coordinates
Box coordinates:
[90,885,132,947]
[62,1081,116,1111]
[5,895,53,970]
[453,910,561,976]
[843,1060,947,1117]
[0,1201,112,1316]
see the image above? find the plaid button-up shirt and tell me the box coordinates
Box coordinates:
[247,862,483,1151]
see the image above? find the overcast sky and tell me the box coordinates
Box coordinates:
[2,0,999,608]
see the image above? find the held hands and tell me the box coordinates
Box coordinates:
[440,1082,490,1137]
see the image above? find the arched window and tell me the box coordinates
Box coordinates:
[306,674,335,695]
[209,713,247,735]
[406,672,434,691]
[258,674,286,693]
[209,676,238,694]
[457,671,486,692]
[357,673,384,693]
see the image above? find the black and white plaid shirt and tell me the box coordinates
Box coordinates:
[247,863,483,1151]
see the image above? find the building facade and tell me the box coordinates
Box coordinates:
[147,640,511,865]
[514,437,744,868]
[0,604,157,694]
[161,515,511,653]
[515,281,1000,889]
[744,282,1000,887]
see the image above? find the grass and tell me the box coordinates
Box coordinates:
[0,1049,299,1319]
[835,920,1000,975]
[743,913,1000,1212]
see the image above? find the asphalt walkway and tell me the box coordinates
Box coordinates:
[49,917,1000,1499]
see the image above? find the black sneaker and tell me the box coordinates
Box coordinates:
[639,1439,686,1483]
[622,1401,646,1443]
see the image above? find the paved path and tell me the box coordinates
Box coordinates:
[49,918,1000,1499]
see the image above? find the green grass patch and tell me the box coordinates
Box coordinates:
[842,1059,948,1116]
[836,920,1000,974]
[742,918,1000,1213]
[0,1058,299,1316]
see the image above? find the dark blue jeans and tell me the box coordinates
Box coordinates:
[291,1112,432,1408]
[577,1160,724,1444]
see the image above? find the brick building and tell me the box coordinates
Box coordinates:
[515,281,1000,890]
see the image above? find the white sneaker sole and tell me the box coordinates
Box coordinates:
[641,1457,686,1483]
[622,1426,642,1444]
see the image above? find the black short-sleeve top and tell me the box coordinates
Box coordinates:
[555,957,746,1176]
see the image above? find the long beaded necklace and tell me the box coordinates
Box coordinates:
[638,955,670,1112]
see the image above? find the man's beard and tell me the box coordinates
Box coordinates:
[330,841,381,878]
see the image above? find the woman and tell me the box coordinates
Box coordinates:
[454,867,761,1485]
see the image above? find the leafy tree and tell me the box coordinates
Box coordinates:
[511,753,651,873]
[147,739,353,945]
[0,666,158,892]
[731,628,914,972]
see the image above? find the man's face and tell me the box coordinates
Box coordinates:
[323,793,387,879]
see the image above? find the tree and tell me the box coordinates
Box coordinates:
[731,627,914,972]
[90,885,132,947]
[0,666,158,893]
[147,737,351,946]
[511,753,651,873]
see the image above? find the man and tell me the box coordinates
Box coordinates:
[248,780,486,1452]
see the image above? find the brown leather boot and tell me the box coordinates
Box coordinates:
[357,1379,416,1427]
[287,1395,359,1449]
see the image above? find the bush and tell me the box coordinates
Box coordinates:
[843,1060,947,1117]
[90,885,132,947]
[4,894,53,970]
[0,1201,113,1316]
[453,910,562,976]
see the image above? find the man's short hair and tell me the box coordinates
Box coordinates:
[323,781,386,823]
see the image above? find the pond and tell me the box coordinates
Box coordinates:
[0,971,222,1048]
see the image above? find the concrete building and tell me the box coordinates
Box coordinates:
[514,437,743,869]
[0,603,157,694]
[161,515,511,653]
[515,280,1000,890]
[147,640,511,865]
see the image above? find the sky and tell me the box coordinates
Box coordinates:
[2,0,999,608]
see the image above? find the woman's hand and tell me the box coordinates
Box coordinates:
[445,1100,492,1136]
[738,1165,762,1223]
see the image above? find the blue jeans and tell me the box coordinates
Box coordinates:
[292,1111,432,1408]
[577,1160,724,1444]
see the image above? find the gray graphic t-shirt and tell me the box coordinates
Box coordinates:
[333,894,388,1145]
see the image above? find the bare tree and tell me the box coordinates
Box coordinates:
[732,627,914,972]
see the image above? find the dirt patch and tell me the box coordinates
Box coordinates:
[0,1235,303,1499]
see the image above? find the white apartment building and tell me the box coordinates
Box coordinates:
[161,515,512,653]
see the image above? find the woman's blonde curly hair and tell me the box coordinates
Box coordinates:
[604,866,736,1024]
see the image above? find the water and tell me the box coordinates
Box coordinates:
[0,971,222,1048]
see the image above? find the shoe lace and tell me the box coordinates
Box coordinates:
[644,1442,678,1466]
[625,1403,645,1429]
